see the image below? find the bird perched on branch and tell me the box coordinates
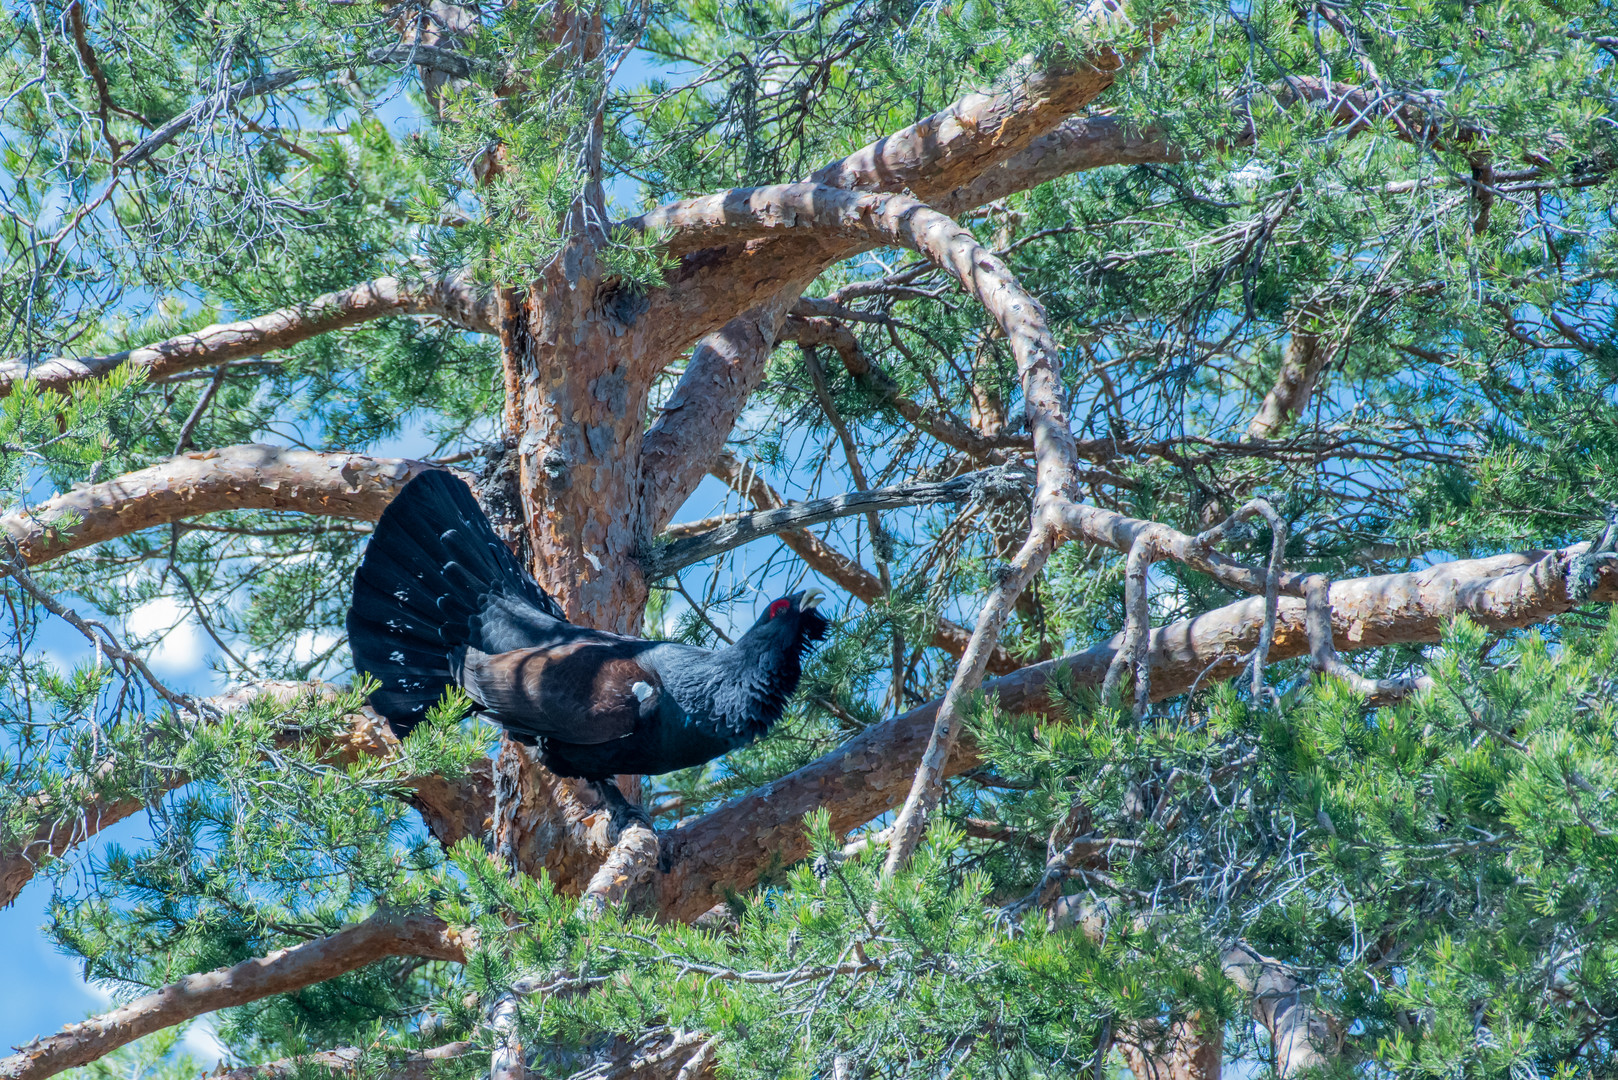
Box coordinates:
[346,470,829,823]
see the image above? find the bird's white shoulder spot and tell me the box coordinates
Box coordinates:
[631,680,657,703]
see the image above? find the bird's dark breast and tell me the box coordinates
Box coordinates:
[537,719,750,780]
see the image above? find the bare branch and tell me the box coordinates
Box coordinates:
[1100,526,1168,716]
[0,276,496,400]
[642,467,1014,578]
[0,445,444,566]
[1054,499,1306,601]
[1192,499,1288,701]
[881,521,1057,875]
[567,1029,716,1080]
[116,67,310,167]
[708,454,1023,675]
[0,548,195,710]
[0,911,468,1080]
[1222,946,1341,1078]
[935,114,1181,214]
[367,41,492,81]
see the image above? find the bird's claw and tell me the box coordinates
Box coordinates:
[591,779,657,836]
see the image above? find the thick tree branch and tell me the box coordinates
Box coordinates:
[629,1,1137,516]
[1222,946,1340,1077]
[954,74,1498,216]
[643,187,1085,875]
[642,467,1012,578]
[1053,499,1304,601]
[935,114,1180,213]
[806,0,1135,203]
[635,67,1515,376]
[0,276,496,400]
[639,293,808,531]
[0,445,443,566]
[656,542,1618,921]
[629,186,1078,510]
[630,0,1173,531]
[0,910,467,1080]
[627,67,1508,527]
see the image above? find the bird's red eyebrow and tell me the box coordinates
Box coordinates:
[768,598,790,619]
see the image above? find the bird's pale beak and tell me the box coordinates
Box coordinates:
[801,588,826,610]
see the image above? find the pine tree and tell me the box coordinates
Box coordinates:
[0,0,1615,1075]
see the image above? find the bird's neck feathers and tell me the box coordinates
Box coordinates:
[697,612,827,736]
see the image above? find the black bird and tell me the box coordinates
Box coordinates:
[346,470,829,821]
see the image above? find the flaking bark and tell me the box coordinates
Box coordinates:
[0,444,441,565]
[0,276,495,399]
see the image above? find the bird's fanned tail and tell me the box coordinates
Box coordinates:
[346,470,568,739]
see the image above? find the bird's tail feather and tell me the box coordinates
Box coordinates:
[346,470,566,739]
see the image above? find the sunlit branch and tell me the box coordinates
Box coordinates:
[0,276,496,400]
[0,445,444,565]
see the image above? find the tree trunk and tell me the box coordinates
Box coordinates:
[504,253,653,632]
[491,238,666,884]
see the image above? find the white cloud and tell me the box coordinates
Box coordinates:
[126,597,209,676]
[177,1016,229,1068]
[1227,160,1276,188]
[291,629,340,665]
[78,977,114,1009]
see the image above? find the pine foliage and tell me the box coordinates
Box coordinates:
[0,0,1614,1073]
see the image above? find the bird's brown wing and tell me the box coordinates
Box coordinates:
[457,640,659,744]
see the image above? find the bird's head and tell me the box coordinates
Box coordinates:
[710,587,828,704]
[746,587,831,652]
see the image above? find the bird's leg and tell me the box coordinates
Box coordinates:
[590,778,656,836]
